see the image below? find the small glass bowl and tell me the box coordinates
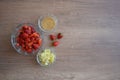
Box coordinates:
[11,23,44,55]
[36,48,56,66]
[38,14,57,33]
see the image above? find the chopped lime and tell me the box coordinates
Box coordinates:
[38,49,55,66]
[45,49,51,53]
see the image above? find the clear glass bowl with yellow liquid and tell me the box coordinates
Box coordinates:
[38,15,57,33]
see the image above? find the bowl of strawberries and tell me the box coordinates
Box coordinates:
[11,23,43,55]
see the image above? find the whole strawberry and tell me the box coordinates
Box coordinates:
[53,41,59,47]
[50,34,56,40]
[57,33,63,39]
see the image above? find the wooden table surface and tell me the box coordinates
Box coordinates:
[0,0,120,80]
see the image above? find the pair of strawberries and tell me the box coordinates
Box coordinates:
[16,25,42,53]
[50,33,63,47]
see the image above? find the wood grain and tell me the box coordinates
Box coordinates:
[0,0,120,80]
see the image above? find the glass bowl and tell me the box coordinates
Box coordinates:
[11,23,44,55]
[38,14,57,33]
[36,48,56,66]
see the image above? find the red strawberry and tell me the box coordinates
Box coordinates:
[24,29,31,34]
[32,44,39,50]
[31,27,35,33]
[22,33,29,39]
[25,38,31,43]
[21,47,26,51]
[16,37,20,43]
[16,43,20,47]
[27,48,32,53]
[37,39,42,46]
[28,42,33,47]
[30,32,39,38]
[22,25,28,30]
[53,41,59,47]
[57,33,63,39]
[21,43,25,48]
[28,27,31,31]
[50,34,56,40]
[25,46,29,50]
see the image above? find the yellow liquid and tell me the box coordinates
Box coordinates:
[41,17,55,31]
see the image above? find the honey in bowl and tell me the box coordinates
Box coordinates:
[41,16,56,31]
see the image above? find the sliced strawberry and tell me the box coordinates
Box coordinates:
[16,43,20,47]
[21,43,25,48]
[24,29,31,34]
[32,39,38,44]
[27,42,33,47]
[18,32,23,38]
[37,39,42,46]
[16,37,20,43]
[31,28,35,33]
[32,44,40,50]
[25,46,29,50]
[27,48,32,53]
[30,37,35,41]
[22,25,28,30]
[33,32,40,37]
[25,38,31,43]
[21,46,26,51]
[30,32,39,38]
[19,29,23,33]
[22,33,29,39]
[20,38,25,43]
[28,27,31,31]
